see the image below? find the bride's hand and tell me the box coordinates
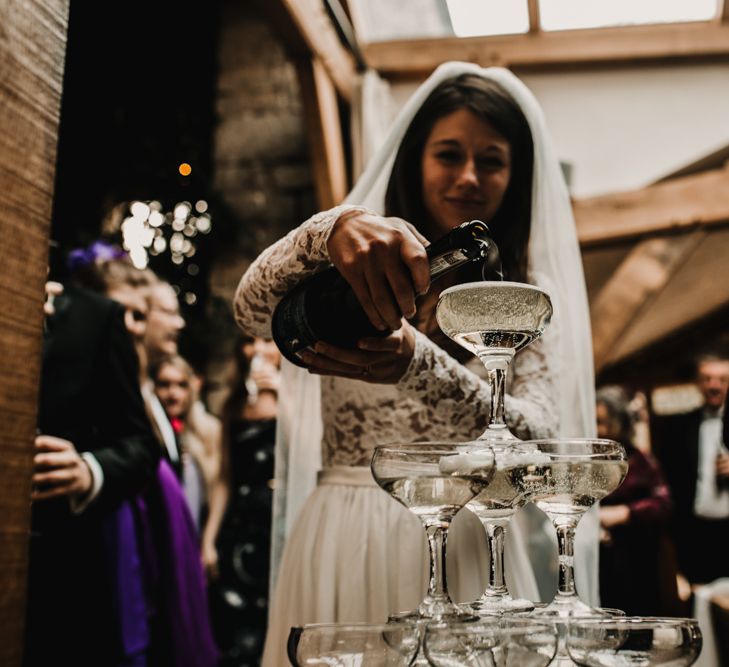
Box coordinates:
[327,212,430,333]
[299,320,417,385]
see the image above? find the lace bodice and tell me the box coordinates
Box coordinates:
[234,206,559,467]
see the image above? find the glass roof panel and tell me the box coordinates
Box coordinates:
[539,0,719,32]
[348,0,529,43]
[445,0,529,37]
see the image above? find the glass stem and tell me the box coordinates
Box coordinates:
[555,522,577,599]
[487,365,507,428]
[484,521,508,596]
[424,523,450,604]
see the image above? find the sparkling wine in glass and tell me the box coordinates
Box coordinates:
[436,281,552,615]
[436,281,552,443]
[371,443,495,620]
[292,621,422,666]
[504,439,628,617]
[425,617,558,667]
[462,443,536,614]
[566,617,702,667]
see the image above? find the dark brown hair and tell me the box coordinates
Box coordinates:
[384,73,534,281]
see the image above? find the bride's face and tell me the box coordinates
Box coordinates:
[421,108,512,238]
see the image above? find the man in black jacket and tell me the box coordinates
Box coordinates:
[24,285,160,666]
[653,354,729,585]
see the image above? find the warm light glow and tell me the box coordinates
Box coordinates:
[178,162,192,176]
[174,202,191,219]
[130,201,151,220]
[196,214,211,233]
[114,198,212,276]
[148,210,165,227]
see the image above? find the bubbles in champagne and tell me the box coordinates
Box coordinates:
[468,468,526,517]
[505,460,629,517]
[436,282,552,356]
[382,476,491,524]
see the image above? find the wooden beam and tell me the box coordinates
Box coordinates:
[296,58,349,209]
[574,164,729,247]
[590,232,706,373]
[362,21,729,75]
[721,0,729,23]
[527,0,541,34]
[0,0,69,663]
[263,0,357,101]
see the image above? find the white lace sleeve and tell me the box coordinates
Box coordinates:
[397,326,558,441]
[233,205,372,337]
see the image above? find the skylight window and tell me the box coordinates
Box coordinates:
[445,0,529,37]
[539,0,719,32]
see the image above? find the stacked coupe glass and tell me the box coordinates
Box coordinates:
[292,281,703,667]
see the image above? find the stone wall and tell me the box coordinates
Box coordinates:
[211,0,316,306]
[206,0,317,409]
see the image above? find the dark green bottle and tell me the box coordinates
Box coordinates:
[272,220,499,367]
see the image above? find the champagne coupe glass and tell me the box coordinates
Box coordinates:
[292,621,422,666]
[425,617,558,667]
[529,604,625,666]
[463,444,536,613]
[566,617,702,667]
[436,281,552,443]
[436,282,552,614]
[371,443,495,620]
[504,439,628,618]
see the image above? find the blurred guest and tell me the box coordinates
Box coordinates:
[145,280,186,361]
[71,249,182,469]
[25,279,159,667]
[189,371,230,581]
[212,334,281,667]
[151,353,228,576]
[139,280,189,475]
[653,354,729,585]
[67,243,218,666]
[596,386,674,615]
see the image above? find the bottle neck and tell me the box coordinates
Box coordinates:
[427,238,491,282]
[424,220,497,282]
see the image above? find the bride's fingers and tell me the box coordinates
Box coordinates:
[299,348,365,376]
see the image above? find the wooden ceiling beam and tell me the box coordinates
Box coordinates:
[262,0,358,101]
[590,232,706,373]
[574,164,729,247]
[361,21,729,75]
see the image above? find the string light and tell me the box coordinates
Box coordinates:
[116,198,212,310]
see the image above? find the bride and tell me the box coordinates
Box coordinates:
[234,61,598,667]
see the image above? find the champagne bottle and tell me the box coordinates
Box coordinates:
[272,220,500,367]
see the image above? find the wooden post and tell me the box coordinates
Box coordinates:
[0,1,70,663]
[296,57,349,209]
